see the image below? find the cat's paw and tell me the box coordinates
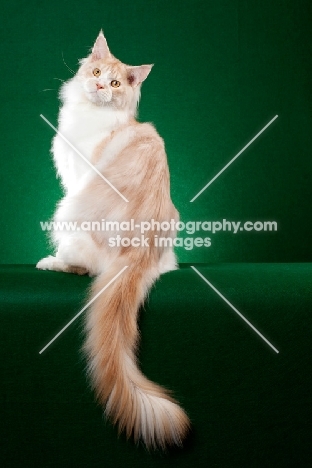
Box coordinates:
[36,256,89,275]
[36,255,67,272]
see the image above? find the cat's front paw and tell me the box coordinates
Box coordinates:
[36,256,56,270]
[36,256,89,275]
[36,255,67,272]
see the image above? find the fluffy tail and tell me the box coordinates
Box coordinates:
[84,259,190,449]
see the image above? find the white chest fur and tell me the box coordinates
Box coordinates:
[53,100,129,193]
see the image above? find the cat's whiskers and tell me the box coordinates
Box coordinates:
[61,51,75,75]
[40,78,65,93]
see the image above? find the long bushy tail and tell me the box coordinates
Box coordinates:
[84,259,190,449]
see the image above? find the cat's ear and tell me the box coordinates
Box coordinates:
[127,65,153,87]
[91,30,111,61]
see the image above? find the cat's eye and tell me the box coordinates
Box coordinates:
[111,80,121,88]
[93,68,101,77]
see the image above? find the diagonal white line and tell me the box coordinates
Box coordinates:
[190,114,278,202]
[40,114,129,203]
[39,265,129,354]
[191,266,279,354]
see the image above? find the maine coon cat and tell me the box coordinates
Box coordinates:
[37,31,190,449]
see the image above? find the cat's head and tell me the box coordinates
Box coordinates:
[73,31,152,115]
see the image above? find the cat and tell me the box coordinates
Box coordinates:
[37,31,190,449]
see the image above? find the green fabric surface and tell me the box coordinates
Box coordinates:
[0,0,312,263]
[1,264,312,467]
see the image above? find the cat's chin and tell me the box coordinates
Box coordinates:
[86,91,112,107]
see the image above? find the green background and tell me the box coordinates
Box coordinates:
[1,2,312,466]
[0,0,311,263]
[1,264,312,467]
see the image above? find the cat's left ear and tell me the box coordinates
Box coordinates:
[127,65,153,87]
[91,30,111,61]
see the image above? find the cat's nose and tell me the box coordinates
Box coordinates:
[96,83,104,90]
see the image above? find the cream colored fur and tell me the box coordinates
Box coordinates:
[37,31,190,449]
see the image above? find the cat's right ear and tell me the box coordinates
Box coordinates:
[90,30,111,61]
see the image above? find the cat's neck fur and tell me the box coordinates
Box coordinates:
[59,76,132,137]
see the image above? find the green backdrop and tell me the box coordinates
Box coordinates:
[1,2,312,467]
[0,0,311,263]
[1,263,312,467]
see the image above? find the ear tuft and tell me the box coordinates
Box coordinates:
[127,64,153,87]
[91,31,111,61]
